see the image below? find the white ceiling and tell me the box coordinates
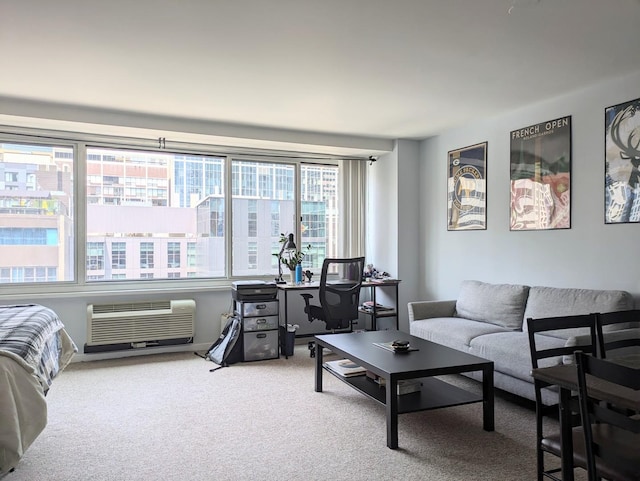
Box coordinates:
[1,0,640,152]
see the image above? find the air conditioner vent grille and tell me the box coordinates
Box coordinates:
[92,300,171,315]
[87,299,195,346]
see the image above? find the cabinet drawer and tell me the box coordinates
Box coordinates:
[236,300,278,317]
[243,315,279,331]
[243,331,278,361]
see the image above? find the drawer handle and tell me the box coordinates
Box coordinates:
[257,333,267,339]
[256,318,266,324]
[256,304,267,309]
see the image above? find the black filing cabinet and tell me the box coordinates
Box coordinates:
[234,300,279,361]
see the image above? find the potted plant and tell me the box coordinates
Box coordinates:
[274,233,311,284]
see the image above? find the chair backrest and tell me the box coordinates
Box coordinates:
[574,351,640,481]
[595,310,640,359]
[318,257,365,330]
[526,314,598,370]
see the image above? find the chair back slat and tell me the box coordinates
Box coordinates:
[575,351,640,481]
[527,314,598,369]
[595,310,640,359]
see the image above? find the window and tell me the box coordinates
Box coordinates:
[301,164,339,269]
[87,242,105,270]
[111,242,126,269]
[248,241,257,270]
[0,228,57,245]
[231,160,295,276]
[86,147,225,280]
[206,198,224,238]
[140,242,154,269]
[168,242,181,268]
[270,201,280,236]
[248,200,257,237]
[0,143,74,284]
[187,242,196,267]
[0,134,351,288]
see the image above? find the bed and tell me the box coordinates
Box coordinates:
[0,304,77,475]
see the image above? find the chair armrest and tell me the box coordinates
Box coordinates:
[408,300,457,322]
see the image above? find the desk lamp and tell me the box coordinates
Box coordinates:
[275,233,297,284]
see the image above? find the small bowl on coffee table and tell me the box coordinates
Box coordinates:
[391,340,410,353]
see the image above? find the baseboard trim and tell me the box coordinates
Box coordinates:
[72,342,212,362]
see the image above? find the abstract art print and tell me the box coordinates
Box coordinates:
[447,142,487,230]
[510,116,571,231]
[604,97,640,223]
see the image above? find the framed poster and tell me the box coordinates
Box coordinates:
[604,97,640,223]
[447,142,487,231]
[510,116,571,230]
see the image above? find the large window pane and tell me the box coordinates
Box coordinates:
[301,164,339,270]
[0,142,75,284]
[231,160,295,276]
[86,147,225,281]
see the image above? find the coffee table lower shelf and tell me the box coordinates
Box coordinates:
[325,368,484,414]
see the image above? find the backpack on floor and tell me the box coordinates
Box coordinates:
[198,316,243,372]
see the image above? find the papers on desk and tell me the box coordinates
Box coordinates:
[360,301,394,313]
[323,359,367,377]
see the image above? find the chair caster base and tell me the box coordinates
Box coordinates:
[308,342,316,358]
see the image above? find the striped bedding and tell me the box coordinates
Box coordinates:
[0,304,76,474]
[0,304,69,391]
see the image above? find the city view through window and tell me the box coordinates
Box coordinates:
[0,142,339,284]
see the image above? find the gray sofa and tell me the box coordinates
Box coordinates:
[408,280,637,404]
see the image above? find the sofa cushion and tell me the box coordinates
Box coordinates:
[410,317,509,353]
[522,286,633,335]
[469,331,567,382]
[454,280,530,330]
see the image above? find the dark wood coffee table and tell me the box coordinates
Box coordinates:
[314,330,494,449]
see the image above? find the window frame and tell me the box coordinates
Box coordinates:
[0,129,357,295]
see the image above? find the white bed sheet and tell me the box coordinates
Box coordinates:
[0,328,76,474]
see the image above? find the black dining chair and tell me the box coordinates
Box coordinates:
[301,257,365,357]
[526,314,599,481]
[574,351,640,481]
[595,309,640,359]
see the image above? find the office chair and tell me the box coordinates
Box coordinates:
[526,314,599,481]
[575,351,640,481]
[301,257,365,358]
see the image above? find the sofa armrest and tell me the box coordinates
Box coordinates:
[408,300,457,322]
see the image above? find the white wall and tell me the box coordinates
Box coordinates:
[367,140,421,331]
[418,70,640,304]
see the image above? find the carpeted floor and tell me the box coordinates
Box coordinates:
[6,346,586,481]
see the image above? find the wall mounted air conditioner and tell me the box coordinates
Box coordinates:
[85,299,195,352]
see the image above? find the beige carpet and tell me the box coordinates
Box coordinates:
[7,346,585,481]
